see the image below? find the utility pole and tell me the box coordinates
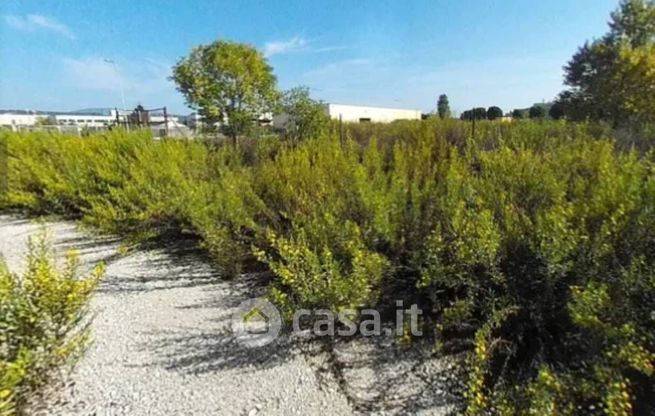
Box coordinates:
[104,59,128,131]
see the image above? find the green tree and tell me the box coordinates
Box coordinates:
[529,105,547,119]
[278,86,329,143]
[473,107,487,120]
[511,109,525,119]
[171,40,279,144]
[461,108,487,120]
[556,0,655,124]
[437,94,451,119]
[549,101,566,120]
[486,106,503,120]
[608,0,655,46]
[615,44,655,117]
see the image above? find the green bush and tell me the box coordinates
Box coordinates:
[1,121,654,414]
[0,230,104,415]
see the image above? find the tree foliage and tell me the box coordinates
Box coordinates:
[460,107,487,121]
[171,40,279,142]
[511,109,525,119]
[556,0,655,125]
[486,106,503,120]
[548,101,566,120]
[278,86,329,143]
[437,94,451,119]
[529,105,546,119]
[473,107,487,120]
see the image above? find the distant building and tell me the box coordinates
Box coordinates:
[54,113,115,129]
[180,113,204,130]
[324,103,421,123]
[2,103,422,136]
[1,108,125,132]
[0,113,40,129]
[273,103,421,127]
[0,108,191,137]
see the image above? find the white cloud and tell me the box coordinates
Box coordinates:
[263,36,349,58]
[263,37,308,57]
[63,57,174,101]
[4,14,75,39]
[312,45,349,53]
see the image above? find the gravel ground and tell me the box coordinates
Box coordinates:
[0,215,461,415]
[315,335,465,415]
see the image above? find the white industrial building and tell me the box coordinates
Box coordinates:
[0,108,189,137]
[0,113,41,128]
[0,109,125,131]
[323,103,421,123]
[53,109,184,129]
[54,113,116,128]
[2,102,422,136]
[273,103,421,127]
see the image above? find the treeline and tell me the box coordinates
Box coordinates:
[457,0,655,127]
[552,0,655,126]
[1,118,654,414]
[458,105,550,121]
[459,106,504,121]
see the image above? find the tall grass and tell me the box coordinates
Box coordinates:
[1,120,653,414]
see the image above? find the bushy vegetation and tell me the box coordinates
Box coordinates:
[277,86,330,144]
[1,119,654,414]
[0,231,104,415]
[556,0,655,126]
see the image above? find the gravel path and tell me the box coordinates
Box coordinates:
[0,215,461,415]
[0,216,351,415]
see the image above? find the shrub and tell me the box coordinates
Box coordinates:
[0,230,104,414]
[2,121,654,414]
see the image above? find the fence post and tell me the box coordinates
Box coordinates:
[163,106,169,138]
[339,113,344,147]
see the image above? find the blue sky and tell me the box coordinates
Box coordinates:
[1,0,619,115]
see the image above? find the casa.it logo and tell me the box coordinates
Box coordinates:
[231,297,282,348]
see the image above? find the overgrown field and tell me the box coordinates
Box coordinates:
[1,120,654,415]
